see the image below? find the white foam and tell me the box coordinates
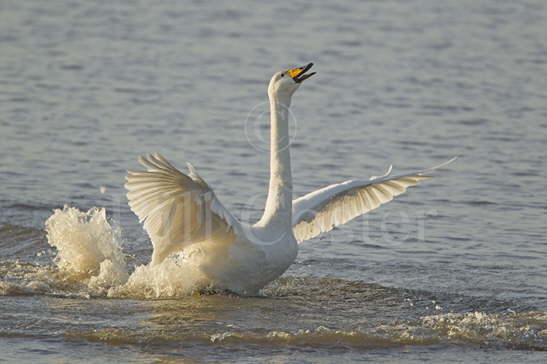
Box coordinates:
[110,255,207,298]
[44,205,207,298]
[45,205,129,293]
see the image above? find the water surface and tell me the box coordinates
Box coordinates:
[1,0,547,362]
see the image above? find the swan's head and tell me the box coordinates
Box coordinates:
[268,63,316,98]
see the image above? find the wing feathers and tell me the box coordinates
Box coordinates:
[292,159,456,243]
[125,153,238,265]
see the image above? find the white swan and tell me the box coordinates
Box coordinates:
[125,63,455,295]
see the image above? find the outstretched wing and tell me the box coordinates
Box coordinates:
[291,158,456,243]
[125,153,239,264]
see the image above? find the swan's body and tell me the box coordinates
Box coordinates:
[125,63,454,295]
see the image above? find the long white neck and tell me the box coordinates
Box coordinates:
[258,91,293,229]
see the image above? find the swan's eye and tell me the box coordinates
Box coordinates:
[280,74,284,78]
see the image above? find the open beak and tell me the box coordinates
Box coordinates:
[287,62,316,83]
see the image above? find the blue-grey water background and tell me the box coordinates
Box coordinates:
[1,0,547,362]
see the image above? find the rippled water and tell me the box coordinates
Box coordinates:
[1,0,547,362]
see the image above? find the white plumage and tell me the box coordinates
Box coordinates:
[125,63,455,295]
[291,158,456,242]
[125,153,239,265]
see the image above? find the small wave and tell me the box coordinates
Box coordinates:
[64,311,547,351]
[207,326,442,348]
[462,200,498,206]
[0,223,45,258]
[5,202,56,211]
[418,311,547,350]
[0,280,34,296]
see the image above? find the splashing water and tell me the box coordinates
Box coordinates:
[109,257,208,299]
[45,206,129,294]
[44,206,207,298]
